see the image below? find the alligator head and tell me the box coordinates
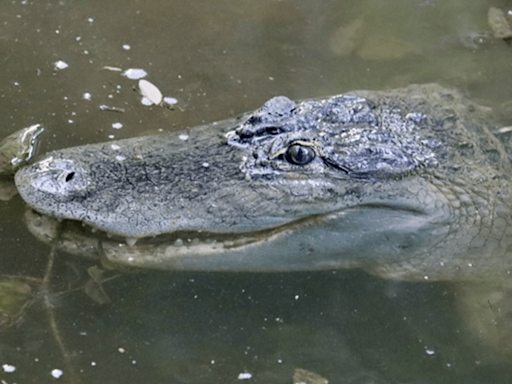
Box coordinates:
[14,84,512,280]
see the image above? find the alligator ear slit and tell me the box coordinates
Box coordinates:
[323,157,351,174]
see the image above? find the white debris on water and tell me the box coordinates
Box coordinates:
[111,144,121,150]
[141,97,153,106]
[122,68,148,80]
[123,44,131,50]
[179,134,189,141]
[139,79,163,105]
[112,122,123,129]
[54,60,68,70]
[2,364,16,373]
[83,92,92,100]
[237,372,252,380]
[425,349,435,355]
[163,96,178,106]
[103,66,123,72]
[51,368,63,378]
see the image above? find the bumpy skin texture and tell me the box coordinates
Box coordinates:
[14,84,512,279]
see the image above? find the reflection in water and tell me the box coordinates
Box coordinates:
[2,0,512,383]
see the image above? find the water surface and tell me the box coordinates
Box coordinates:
[1,0,512,383]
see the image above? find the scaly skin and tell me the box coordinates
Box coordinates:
[14,84,512,280]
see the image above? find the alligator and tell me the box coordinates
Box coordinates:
[12,84,512,281]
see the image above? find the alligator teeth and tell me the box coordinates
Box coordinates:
[173,238,183,247]
[125,237,137,247]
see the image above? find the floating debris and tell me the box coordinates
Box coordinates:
[495,126,512,134]
[488,7,512,39]
[112,122,123,129]
[293,368,329,384]
[122,44,131,50]
[163,96,178,106]
[84,266,111,305]
[0,124,44,175]
[103,66,123,72]
[99,105,125,113]
[0,180,18,201]
[51,369,64,379]
[237,372,252,380]
[2,364,16,373]
[138,79,163,105]
[83,92,92,100]
[141,97,153,106]
[54,60,68,70]
[0,278,33,327]
[122,68,148,80]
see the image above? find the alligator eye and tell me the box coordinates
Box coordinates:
[285,144,315,165]
[65,172,75,182]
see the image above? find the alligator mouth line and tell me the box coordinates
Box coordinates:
[24,208,329,259]
[25,201,424,256]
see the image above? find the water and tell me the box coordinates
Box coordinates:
[1,0,512,382]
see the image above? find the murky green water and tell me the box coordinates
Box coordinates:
[2,0,512,383]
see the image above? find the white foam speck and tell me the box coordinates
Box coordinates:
[54,60,68,70]
[111,144,120,150]
[141,97,153,106]
[2,364,16,373]
[179,134,188,141]
[88,17,94,22]
[83,92,92,100]
[51,369,63,378]
[123,44,131,50]
[202,162,209,168]
[163,96,178,106]
[122,68,147,80]
[426,349,435,355]
[238,373,252,380]
[116,155,126,161]
[112,122,123,129]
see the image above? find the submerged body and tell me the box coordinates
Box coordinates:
[14,84,512,280]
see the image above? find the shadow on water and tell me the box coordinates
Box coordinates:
[2,0,512,383]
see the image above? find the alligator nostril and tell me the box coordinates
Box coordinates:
[65,172,75,182]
